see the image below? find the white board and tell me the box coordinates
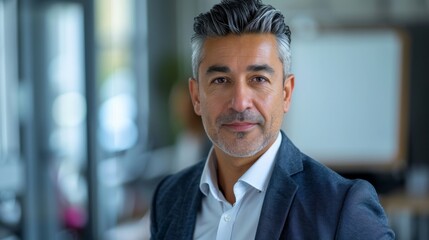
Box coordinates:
[283,29,406,170]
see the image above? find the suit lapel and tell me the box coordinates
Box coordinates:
[255,132,303,240]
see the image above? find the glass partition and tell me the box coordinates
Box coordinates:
[0,0,22,239]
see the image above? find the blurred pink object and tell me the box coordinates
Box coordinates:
[63,206,86,229]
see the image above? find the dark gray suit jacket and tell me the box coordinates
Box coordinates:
[150,132,395,239]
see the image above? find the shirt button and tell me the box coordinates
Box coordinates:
[224,214,231,222]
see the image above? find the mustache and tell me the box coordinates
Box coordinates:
[216,110,265,125]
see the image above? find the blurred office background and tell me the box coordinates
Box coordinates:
[0,0,428,239]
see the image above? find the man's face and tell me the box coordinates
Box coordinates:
[189,34,294,158]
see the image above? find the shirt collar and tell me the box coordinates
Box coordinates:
[239,133,282,192]
[199,133,282,198]
[199,147,221,200]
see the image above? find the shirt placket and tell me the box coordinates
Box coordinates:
[216,202,237,240]
[215,182,249,240]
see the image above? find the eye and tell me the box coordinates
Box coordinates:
[251,76,268,83]
[212,77,228,84]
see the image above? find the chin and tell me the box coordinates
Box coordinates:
[220,141,266,158]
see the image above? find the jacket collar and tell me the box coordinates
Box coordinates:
[255,131,303,239]
[169,131,303,239]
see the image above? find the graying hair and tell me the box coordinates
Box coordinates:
[191,0,291,79]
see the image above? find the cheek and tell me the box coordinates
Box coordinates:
[257,89,277,108]
[200,97,222,121]
[258,92,285,124]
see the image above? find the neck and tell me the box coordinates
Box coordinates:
[213,133,280,204]
[214,148,263,204]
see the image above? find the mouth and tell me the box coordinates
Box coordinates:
[222,122,257,132]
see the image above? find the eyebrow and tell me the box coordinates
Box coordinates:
[205,64,275,75]
[206,65,231,75]
[247,64,275,75]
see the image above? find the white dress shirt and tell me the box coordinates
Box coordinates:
[193,133,282,240]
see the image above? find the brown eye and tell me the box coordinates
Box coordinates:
[252,76,268,83]
[212,77,228,84]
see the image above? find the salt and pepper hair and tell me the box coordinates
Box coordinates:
[191,0,292,79]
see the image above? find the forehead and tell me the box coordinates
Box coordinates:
[199,34,282,73]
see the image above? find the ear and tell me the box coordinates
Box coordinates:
[189,77,202,116]
[283,74,295,113]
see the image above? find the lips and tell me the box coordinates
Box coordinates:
[216,110,264,132]
[222,122,257,132]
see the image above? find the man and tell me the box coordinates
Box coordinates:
[150,0,395,239]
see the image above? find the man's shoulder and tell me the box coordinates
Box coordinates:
[155,160,205,198]
[291,153,364,197]
[277,132,358,193]
[277,132,372,194]
[301,155,351,183]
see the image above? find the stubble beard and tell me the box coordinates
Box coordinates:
[204,110,273,158]
[214,131,269,158]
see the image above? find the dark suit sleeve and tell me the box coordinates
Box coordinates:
[149,184,159,239]
[150,176,169,240]
[335,180,395,240]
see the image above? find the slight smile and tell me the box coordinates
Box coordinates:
[222,122,257,132]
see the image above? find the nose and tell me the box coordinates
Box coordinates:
[229,81,253,112]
